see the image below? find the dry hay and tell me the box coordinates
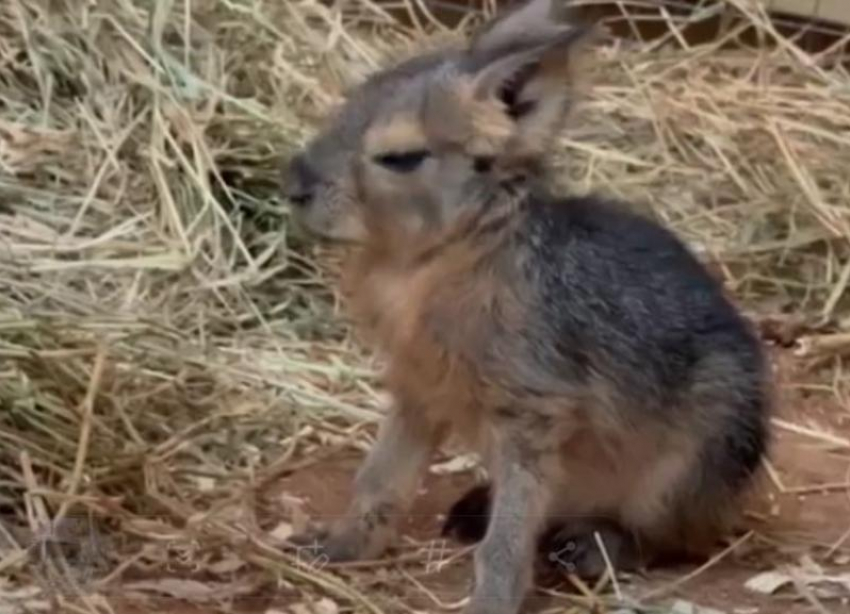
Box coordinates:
[0,1,849,613]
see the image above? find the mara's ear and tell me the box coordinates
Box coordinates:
[459,1,592,154]
[470,0,574,53]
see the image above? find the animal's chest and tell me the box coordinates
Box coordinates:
[353,263,503,438]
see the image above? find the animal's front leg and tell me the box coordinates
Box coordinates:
[465,431,552,614]
[293,403,442,562]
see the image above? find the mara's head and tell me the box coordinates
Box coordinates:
[282,0,590,243]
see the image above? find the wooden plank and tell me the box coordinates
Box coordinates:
[763,1,850,27]
[418,1,850,31]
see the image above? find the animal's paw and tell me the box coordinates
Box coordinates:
[539,521,642,579]
[461,602,507,614]
[462,597,516,614]
[285,518,394,563]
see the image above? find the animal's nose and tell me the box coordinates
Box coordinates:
[282,153,320,208]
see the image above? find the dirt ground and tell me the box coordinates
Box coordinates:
[70,347,850,614]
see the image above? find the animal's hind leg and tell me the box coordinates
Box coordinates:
[442,486,647,578]
[537,518,645,579]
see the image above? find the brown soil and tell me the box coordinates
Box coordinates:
[103,348,850,614]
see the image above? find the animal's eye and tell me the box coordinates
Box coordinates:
[373,150,430,173]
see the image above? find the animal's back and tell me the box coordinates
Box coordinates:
[500,192,770,548]
[516,192,765,411]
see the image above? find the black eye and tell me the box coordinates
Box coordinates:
[373,150,430,173]
[473,156,494,173]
